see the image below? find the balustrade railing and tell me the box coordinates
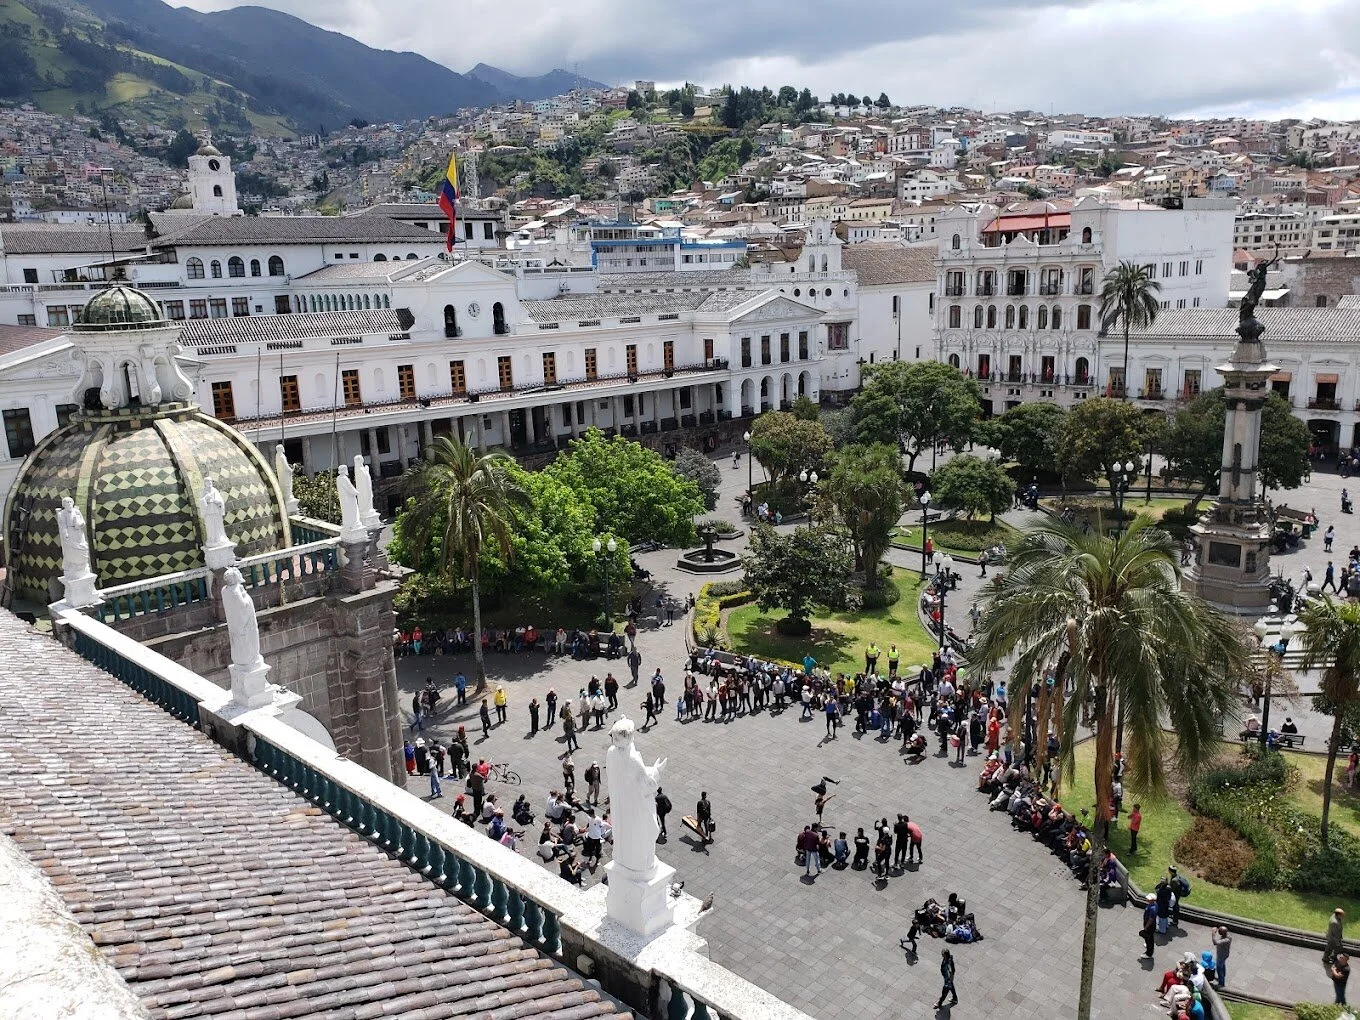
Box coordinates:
[235,539,340,588]
[95,568,212,624]
[289,517,342,545]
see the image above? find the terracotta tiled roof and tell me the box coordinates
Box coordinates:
[0,322,64,356]
[0,612,627,1020]
[839,244,938,286]
[1128,307,1360,342]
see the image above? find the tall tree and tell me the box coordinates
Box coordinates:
[672,446,722,511]
[971,518,1246,1020]
[1296,597,1360,847]
[987,402,1068,476]
[822,443,911,589]
[742,522,858,633]
[929,454,1015,521]
[1160,389,1310,511]
[398,437,525,691]
[1098,261,1162,399]
[851,361,983,474]
[1056,397,1156,492]
[875,92,891,110]
[747,410,833,491]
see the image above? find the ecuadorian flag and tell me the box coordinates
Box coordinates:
[437,153,459,251]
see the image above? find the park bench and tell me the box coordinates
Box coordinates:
[1237,730,1306,749]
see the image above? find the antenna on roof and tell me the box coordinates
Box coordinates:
[96,168,118,281]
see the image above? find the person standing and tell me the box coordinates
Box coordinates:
[1140,894,1157,958]
[1333,953,1352,1006]
[978,548,990,577]
[562,755,576,799]
[905,815,924,864]
[479,697,492,739]
[455,671,467,706]
[468,768,485,820]
[696,792,713,844]
[935,949,958,1009]
[546,688,558,728]
[865,642,880,674]
[824,696,839,738]
[1328,908,1347,966]
[1327,524,1337,553]
[562,704,579,752]
[893,814,911,869]
[655,786,672,841]
[494,685,508,724]
[428,758,443,799]
[1128,803,1142,854]
[605,673,619,710]
[799,826,821,877]
[627,647,642,686]
[1212,926,1231,987]
[529,698,540,735]
[584,761,602,805]
[1154,876,1173,936]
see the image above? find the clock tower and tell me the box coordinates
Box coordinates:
[185,135,241,216]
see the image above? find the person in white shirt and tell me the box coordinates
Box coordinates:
[545,791,566,822]
[583,812,612,869]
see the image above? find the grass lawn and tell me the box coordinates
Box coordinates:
[725,573,937,675]
[892,518,1018,557]
[1226,1003,1291,1020]
[1283,751,1360,844]
[1061,741,1360,933]
[1041,494,1190,524]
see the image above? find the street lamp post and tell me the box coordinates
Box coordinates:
[936,553,954,648]
[592,536,618,626]
[919,491,932,578]
[1111,459,1137,538]
[743,430,753,506]
[1252,617,1294,751]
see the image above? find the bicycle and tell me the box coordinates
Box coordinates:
[488,762,521,786]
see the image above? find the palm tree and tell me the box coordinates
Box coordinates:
[1295,597,1360,847]
[971,517,1247,1020]
[1098,261,1162,400]
[400,436,525,692]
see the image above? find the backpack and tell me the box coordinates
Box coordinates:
[657,795,672,815]
[1173,875,1191,899]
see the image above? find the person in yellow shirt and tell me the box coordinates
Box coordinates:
[494,684,508,724]
[887,644,900,676]
[865,643,880,674]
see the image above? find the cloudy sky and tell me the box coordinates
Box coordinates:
[171,0,1360,119]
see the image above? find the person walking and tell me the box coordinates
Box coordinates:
[1328,908,1347,966]
[1141,894,1157,958]
[563,705,579,752]
[934,949,958,1009]
[799,826,821,878]
[1325,561,1339,593]
[494,685,508,725]
[546,689,558,728]
[1212,926,1231,988]
[1327,524,1337,553]
[479,697,492,739]
[655,787,672,841]
[627,647,642,686]
[978,548,990,577]
[824,696,839,738]
[1128,803,1142,854]
[428,759,443,799]
[643,691,660,729]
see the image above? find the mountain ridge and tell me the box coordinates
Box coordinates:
[0,0,608,132]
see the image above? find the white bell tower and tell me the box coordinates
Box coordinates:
[186,136,240,216]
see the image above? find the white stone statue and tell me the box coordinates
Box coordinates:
[275,444,300,515]
[604,717,676,936]
[200,476,236,569]
[56,496,98,608]
[354,454,380,529]
[606,718,666,877]
[221,566,263,670]
[335,463,367,543]
[222,565,272,709]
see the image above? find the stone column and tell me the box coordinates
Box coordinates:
[420,418,433,447]
[366,429,380,475]
[526,409,537,446]
[587,399,597,428]
[300,435,313,474]
[500,410,512,448]
[393,424,408,468]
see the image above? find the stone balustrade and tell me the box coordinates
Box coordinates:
[53,604,817,1020]
[94,566,212,625]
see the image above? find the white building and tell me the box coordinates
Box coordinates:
[932,196,1236,415]
[1047,129,1116,148]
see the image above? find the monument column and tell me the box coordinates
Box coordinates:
[1182,255,1279,615]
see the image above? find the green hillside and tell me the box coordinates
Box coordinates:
[0,0,291,135]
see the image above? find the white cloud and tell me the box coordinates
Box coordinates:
[170,0,1360,117]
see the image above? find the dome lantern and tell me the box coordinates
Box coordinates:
[72,284,196,411]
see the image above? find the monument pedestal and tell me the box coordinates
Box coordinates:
[1183,504,1272,615]
[605,860,676,937]
[60,570,99,610]
[229,659,274,709]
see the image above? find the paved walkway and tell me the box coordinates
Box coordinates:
[389,448,1341,1017]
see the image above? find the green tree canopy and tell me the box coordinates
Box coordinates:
[851,361,983,474]
[748,410,833,490]
[292,468,339,523]
[987,402,1068,475]
[672,446,722,511]
[1099,261,1161,394]
[1056,397,1158,489]
[1296,596,1360,847]
[1160,389,1309,509]
[742,521,858,629]
[544,428,703,546]
[929,454,1015,521]
[822,443,912,588]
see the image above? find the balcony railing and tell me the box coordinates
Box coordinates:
[977,284,995,296]
[1039,282,1063,296]
[1076,282,1095,295]
[1005,371,1023,383]
[444,326,463,338]
[1007,284,1028,296]
[944,284,965,297]
[1074,376,1091,387]
[493,323,510,335]
[1309,396,1342,411]
[1106,384,1127,398]
[1139,388,1165,400]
